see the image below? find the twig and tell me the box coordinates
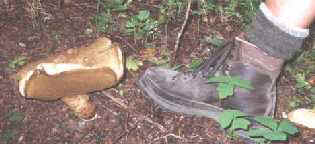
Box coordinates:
[102,91,128,109]
[137,115,166,132]
[101,90,166,132]
[151,133,187,143]
[172,0,192,65]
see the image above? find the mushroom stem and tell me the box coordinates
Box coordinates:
[61,94,96,119]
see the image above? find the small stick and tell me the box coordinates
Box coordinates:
[137,115,166,132]
[151,133,187,143]
[102,90,166,132]
[172,0,192,65]
[102,91,128,109]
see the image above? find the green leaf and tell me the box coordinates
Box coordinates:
[217,83,234,99]
[254,116,278,131]
[143,20,158,32]
[1,129,17,143]
[278,120,299,135]
[8,112,24,122]
[218,110,247,129]
[247,127,272,137]
[208,75,230,83]
[126,56,143,71]
[230,76,254,90]
[231,117,250,130]
[218,110,235,129]
[228,109,247,118]
[188,59,202,71]
[137,10,150,21]
[8,56,27,69]
[208,75,253,90]
[263,131,288,141]
[126,19,136,28]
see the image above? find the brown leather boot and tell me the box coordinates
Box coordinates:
[138,37,284,118]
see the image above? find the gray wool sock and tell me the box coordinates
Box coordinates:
[246,3,309,60]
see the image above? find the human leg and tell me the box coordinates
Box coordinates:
[266,0,315,29]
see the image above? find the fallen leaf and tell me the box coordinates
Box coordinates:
[126,56,143,71]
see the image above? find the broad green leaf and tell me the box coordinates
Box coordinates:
[263,131,288,141]
[278,120,299,135]
[137,10,150,21]
[231,76,254,90]
[207,75,230,83]
[227,109,247,118]
[126,57,143,71]
[254,116,278,131]
[231,117,250,130]
[247,127,272,137]
[218,110,247,129]
[217,83,234,99]
[218,110,235,129]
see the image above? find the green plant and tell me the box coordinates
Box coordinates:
[94,0,131,33]
[217,110,299,144]
[200,0,216,12]
[207,75,254,99]
[1,129,17,144]
[126,56,143,71]
[248,116,299,143]
[295,73,312,90]
[126,10,159,39]
[187,59,202,71]
[201,35,225,48]
[8,56,27,69]
[222,0,260,24]
[288,97,302,109]
[6,111,24,122]
[158,0,184,24]
[200,0,260,25]
[102,0,129,12]
[218,110,251,138]
[93,11,113,33]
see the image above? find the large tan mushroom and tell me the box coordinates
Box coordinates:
[14,37,124,119]
[288,108,315,129]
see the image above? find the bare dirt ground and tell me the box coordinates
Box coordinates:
[1,0,315,144]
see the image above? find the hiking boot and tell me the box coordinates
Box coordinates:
[138,37,284,118]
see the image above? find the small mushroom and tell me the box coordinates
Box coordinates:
[288,108,315,129]
[14,37,124,119]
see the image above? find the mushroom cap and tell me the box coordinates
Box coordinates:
[288,108,315,129]
[16,37,124,100]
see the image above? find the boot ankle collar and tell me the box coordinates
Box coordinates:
[235,37,284,73]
